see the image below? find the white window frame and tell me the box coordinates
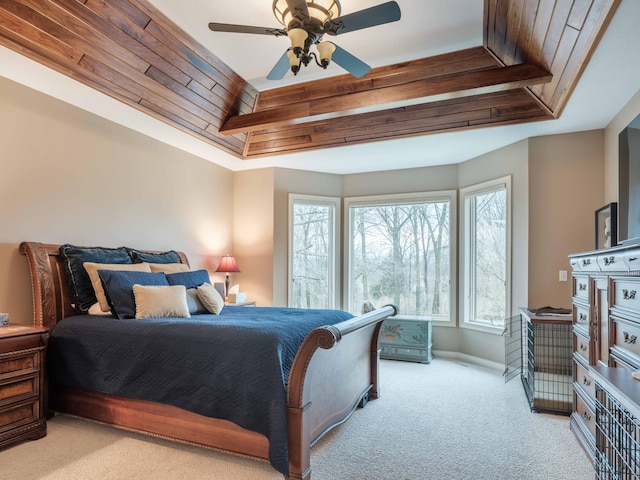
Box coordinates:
[288,194,341,309]
[344,191,457,325]
[460,176,512,334]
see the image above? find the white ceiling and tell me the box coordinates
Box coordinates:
[1,0,640,174]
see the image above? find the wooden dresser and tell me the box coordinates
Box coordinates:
[569,243,640,475]
[0,325,48,449]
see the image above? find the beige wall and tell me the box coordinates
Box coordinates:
[528,131,604,308]
[232,169,275,306]
[0,77,235,325]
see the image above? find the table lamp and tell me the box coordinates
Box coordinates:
[215,255,240,300]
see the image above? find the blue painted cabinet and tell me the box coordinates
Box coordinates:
[379,318,432,363]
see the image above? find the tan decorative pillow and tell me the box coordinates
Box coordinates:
[148,263,190,274]
[197,282,224,315]
[132,284,190,319]
[84,262,152,312]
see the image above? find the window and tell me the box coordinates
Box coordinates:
[461,176,511,332]
[288,194,340,309]
[345,192,456,324]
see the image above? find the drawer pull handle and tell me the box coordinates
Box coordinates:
[582,376,591,387]
[622,289,637,300]
[604,256,615,266]
[623,331,638,344]
[629,257,638,262]
[579,284,587,291]
[582,411,591,421]
[582,259,591,266]
[580,343,588,352]
[579,313,587,322]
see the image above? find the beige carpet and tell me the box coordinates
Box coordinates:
[1,359,593,480]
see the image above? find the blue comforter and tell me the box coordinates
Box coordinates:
[46,306,354,476]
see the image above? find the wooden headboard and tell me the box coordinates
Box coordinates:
[19,242,189,329]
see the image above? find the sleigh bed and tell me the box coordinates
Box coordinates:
[19,241,397,480]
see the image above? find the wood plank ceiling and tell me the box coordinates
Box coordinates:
[0,0,621,161]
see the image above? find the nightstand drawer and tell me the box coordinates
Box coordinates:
[0,375,38,406]
[0,399,39,433]
[0,351,39,380]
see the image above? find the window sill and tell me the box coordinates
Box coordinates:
[460,322,505,335]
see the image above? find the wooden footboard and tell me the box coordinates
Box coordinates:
[19,241,397,479]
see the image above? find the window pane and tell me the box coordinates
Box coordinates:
[471,189,507,326]
[350,201,450,320]
[292,203,332,309]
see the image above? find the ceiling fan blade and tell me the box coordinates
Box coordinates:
[208,22,286,36]
[331,44,371,78]
[267,50,292,80]
[325,1,401,35]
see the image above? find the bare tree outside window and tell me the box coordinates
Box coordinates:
[349,200,451,320]
[461,177,510,330]
[291,202,334,309]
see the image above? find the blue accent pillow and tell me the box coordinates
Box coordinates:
[127,248,181,264]
[59,244,131,313]
[98,270,169,319]
[165,269,211,289]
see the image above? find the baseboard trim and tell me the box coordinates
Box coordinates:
[432,350,504,373]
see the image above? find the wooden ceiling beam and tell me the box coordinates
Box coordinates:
[220,63,552,135]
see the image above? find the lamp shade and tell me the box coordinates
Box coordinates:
[215,255,240,273]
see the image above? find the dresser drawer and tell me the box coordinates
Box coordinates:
[570,255,599,272]
[610,277,640,318]
[573,275,590,302]
[574,361,595,399]
[597,252,629,272]
[0,351,40,381]
[574,331,590,364]
[575,391,596,437]
[574,303,590,331]
[0,399,39,434]
[611,316,640,363]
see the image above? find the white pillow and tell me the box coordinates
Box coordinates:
[148,263,191,274]
[133,284,190,319]
[197,282,224,315]
[84,262,152,312]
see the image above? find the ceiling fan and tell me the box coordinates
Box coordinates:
[208,0,401,80]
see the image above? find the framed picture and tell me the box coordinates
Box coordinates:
[595,202,617,249]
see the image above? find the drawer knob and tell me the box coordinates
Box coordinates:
[582,376,591,387]
[622,289,637,300]
[582,411,591,421]
[604,256,615,266]
[623,331,638,344]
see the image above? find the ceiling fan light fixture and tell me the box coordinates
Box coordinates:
[316,41,336,67]
[272,0,341,29]
[287,28,308,55]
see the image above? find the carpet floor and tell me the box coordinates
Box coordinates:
[0,358,594,480]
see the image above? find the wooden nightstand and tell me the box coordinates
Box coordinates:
[0,325,48,449]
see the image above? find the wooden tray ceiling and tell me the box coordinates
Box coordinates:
[0,0,621,160]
